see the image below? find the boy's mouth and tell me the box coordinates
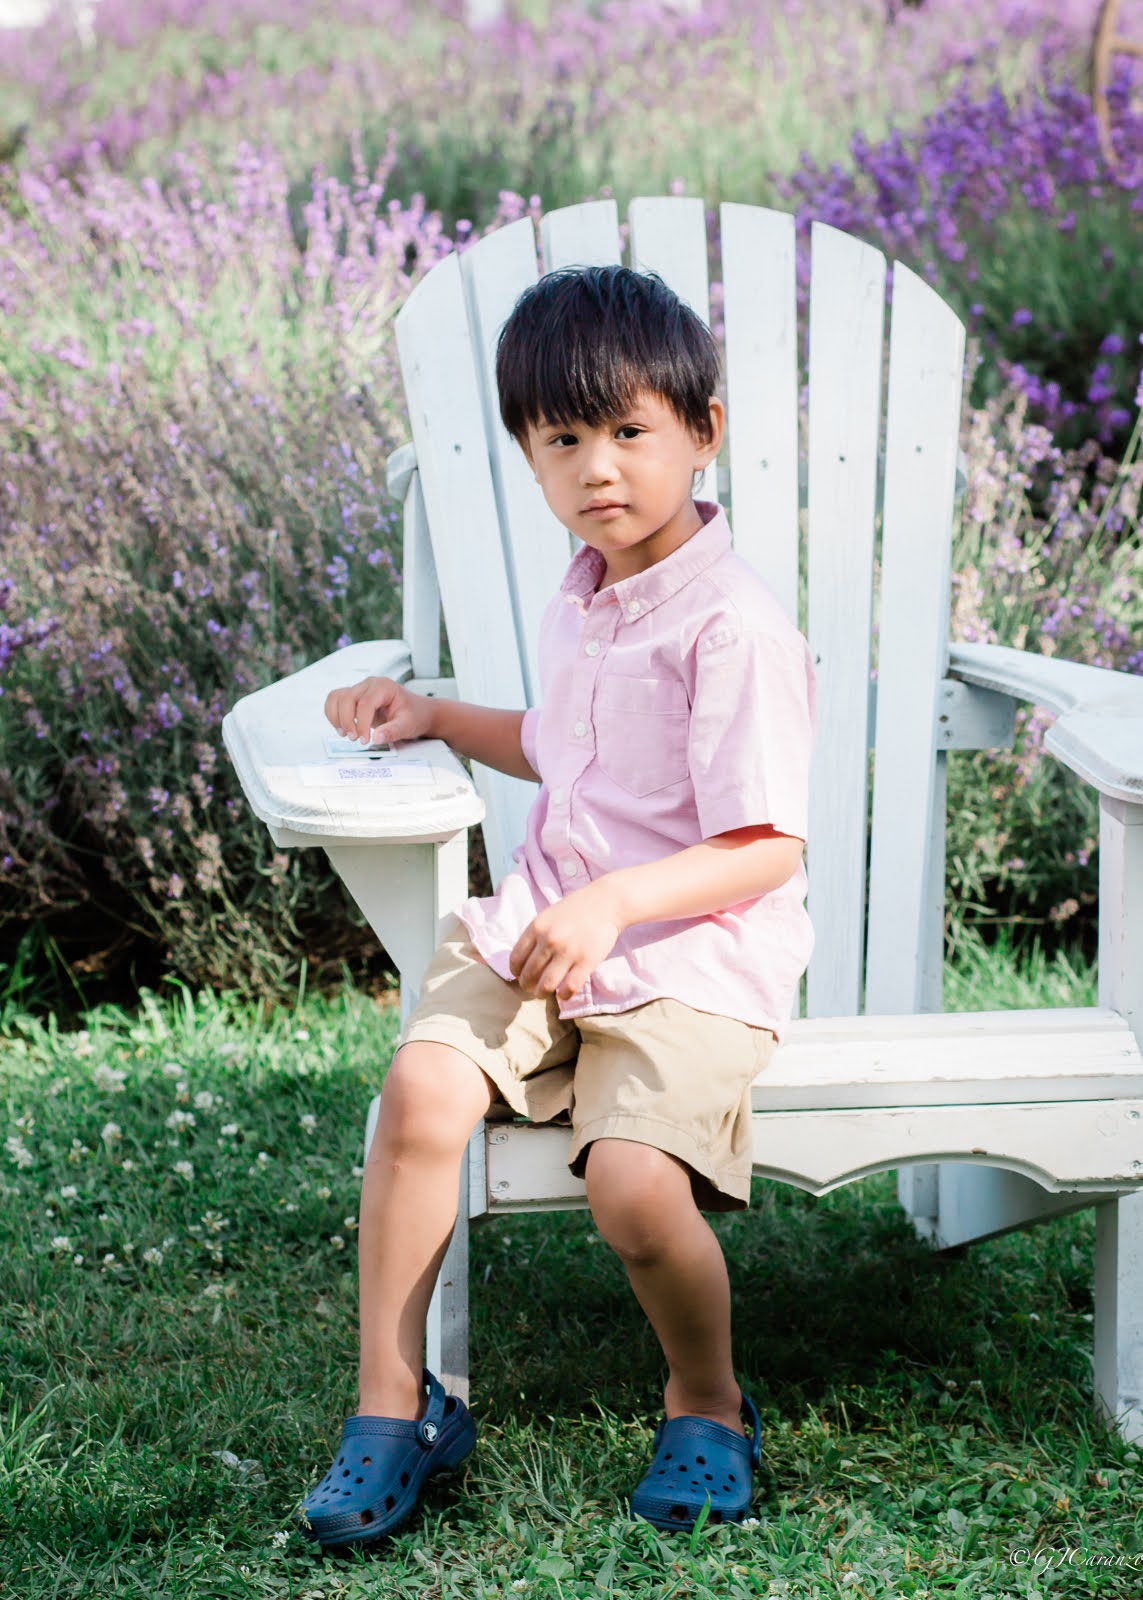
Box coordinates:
[582,501,626,517]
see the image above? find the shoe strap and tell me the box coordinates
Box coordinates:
[740,1391,761,1467]
[416,1367,448,1448]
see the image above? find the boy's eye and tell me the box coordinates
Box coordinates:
[616,425,642,440]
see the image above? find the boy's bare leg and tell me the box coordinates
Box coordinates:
[356,1040,496,1420]
[584,1138,745,1435]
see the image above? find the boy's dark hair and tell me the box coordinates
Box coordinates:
[495,264,720,448]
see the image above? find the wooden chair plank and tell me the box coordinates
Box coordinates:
[719,202,800,623]
[459,218,571,707]
[865,266,966,1015]
[395,251,535,884]
[804,222,886,1018]
[540,199,621,272]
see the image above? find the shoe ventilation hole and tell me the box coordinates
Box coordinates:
[728,1472,736,1482]
[400,1472,409,1487]
[664,1453,673,1462]
[710,1511,723,1524]
[337,1456,344,1466]
[355,1476,363,1485]
[362,1455,372,1466]
[360,1509,373,1525]
[385,1495,395,1511]
[669,1505,688,1521]
[696,1455,706,1465]
[342,1469,350,1477]
[705,1473,713,1481]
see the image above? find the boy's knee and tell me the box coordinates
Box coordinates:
[370,1041,491,1163]
[585,1139,694,1266]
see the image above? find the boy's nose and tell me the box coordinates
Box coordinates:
[580,440,618,484]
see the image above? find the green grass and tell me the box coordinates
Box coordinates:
[2,945,1141,1598]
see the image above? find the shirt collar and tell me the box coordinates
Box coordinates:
[559,501,730,620]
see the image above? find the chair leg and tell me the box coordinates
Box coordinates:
[1094,1192,1143,1444]
[427,1150,471,1404]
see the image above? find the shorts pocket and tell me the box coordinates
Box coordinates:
[593,674,690,797]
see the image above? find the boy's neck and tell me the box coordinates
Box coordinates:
[594,500,705,590]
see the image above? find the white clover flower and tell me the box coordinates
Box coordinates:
[219,1124,239,1138]
[122,1241,134,1255]
[72,1031,94,1058]
[102,1253,117,1267]
[330,1235,345,1251]
[741,1516,760,1528]
[315,1185,332,1200]
[175,1081,190,1102]
[166,1110,196,1131]
[173,1160,195,1181]
[68,1138,91,1160]
[201,1282,225,1299]
[45,1206,56,1218]
[72,1253,84,1265]
[343,1216,358,1231]
[92,1064,126,1092]
[512,1582,528,1593]
[194,1091,215,1112]
[201,1211,229,1234]
[121,1159,135,1172]
[98,1212,109,1222]
[299,1113,318,1133]
[257,1151,270,1165]
[101,1122,122,1143]
[270,1530,289,1548]
[218,1042,241,1058]
[281,1202,297,1213]
[161,1061,183,1078]
[49,1235,73,1251]
[293,1028,310,1042]
[5,1135,34,1170]
[351,1165,364,1179]
[142,1247,164,1266]
[59,1184,78,1201]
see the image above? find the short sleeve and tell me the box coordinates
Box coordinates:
[687,627,817,842]
[520,705,541,778]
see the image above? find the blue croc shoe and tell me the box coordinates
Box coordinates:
[630,1392,762,1531]
[298,1368,476,1550]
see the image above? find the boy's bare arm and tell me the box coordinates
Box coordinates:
[603,825,804,928]
[427,698,539,782]
[324,675,539,782]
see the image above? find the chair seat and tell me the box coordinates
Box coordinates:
[473,1006,1143,1211]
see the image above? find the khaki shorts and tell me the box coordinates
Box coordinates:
[396,914,777,1212]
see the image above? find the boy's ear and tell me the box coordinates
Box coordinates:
[695,396,725,465]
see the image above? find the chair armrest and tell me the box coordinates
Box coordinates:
[949,642,1143,805]
[222,638,484,845]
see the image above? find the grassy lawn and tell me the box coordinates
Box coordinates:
[3,940,1142,1598]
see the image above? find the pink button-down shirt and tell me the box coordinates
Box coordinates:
[457,501,816,1038]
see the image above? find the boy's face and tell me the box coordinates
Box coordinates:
[521,390,724,586]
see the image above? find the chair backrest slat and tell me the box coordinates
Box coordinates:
[865,265,965,1014]
[540,199,621,271]
[459,218,571,706]
[395,250,536,883]
[626,197,718,505]
[719,202,800,623]
[804,222,886,1018]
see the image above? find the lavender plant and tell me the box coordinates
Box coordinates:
[945,390,1143,950]
[782,74,1143,447]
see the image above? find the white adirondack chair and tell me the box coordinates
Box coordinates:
[222,198,1143,1442]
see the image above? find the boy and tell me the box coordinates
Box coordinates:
[301,264,816,1547]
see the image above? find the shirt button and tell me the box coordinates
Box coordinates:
[626,600,642,617]
[562,860,579,876]
[573,720,587,737]
[585,640,600,656]
[552,787,567,804]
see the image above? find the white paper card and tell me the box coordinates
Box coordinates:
[297,761,434,788]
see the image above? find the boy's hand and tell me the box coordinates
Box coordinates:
[324,676,435,746]
[509,879,625,1001]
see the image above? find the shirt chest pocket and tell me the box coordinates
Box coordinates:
[593,675,691,797]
